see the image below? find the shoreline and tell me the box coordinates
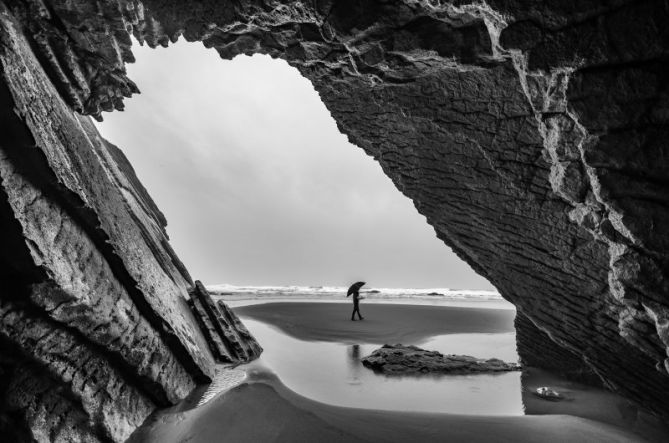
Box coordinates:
[235,301,516,344]
[218,295,515,310]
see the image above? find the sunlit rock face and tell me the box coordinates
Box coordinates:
[0,0,668,440]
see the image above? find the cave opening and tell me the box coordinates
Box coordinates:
[2,1,669,439]
[90,40,668,440]
[96,39,495,292]
[92,38,538,427]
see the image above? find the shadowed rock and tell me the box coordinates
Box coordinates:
[362,344,521,375]
[1,0,669,440]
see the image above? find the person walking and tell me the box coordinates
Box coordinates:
[347,281,365,321]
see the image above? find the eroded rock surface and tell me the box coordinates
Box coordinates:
[1,0,668,439]
[362,344,520,375]
[0,2,260,440]
[188,282,262,363]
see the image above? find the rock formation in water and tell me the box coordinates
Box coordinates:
[362,344,520,374]
[0,0,668,440]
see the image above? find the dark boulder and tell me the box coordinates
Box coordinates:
[362,344,520,375]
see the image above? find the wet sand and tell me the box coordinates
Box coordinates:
[522,367,669,442]
[130,301,666,442]
[131,371,646,443]
[235,302,515,344]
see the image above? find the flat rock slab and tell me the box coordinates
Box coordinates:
[362,344,521,375]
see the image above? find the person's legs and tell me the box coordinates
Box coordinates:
[352,301,363,320]
[354,302,363,320]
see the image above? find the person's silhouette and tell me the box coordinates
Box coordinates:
[351,290,364,321]
[347,281,366,321]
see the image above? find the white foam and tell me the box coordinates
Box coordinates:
[206,283,502,302]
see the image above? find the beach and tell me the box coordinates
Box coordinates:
[131,370,647,443]
[235,301,516,344]
[130,300,668,442]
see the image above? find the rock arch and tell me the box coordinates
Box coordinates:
[0,0,668,440]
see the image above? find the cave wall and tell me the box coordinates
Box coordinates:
[0,0,668,439]
[0,2,260,441]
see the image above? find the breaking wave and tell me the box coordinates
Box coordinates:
[206,284,501,302]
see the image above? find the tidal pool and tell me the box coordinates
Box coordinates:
[239,318,525,415]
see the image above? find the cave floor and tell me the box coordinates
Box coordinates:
[130,300,669,442]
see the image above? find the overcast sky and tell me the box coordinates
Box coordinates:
[95,40,493,290]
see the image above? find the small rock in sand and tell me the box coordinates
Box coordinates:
[534,387,565,401]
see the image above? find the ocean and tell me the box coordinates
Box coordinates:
[207,284,508,308]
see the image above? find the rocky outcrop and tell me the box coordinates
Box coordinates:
[362,344,520,375]
[188,282,262,363]
[0,3,260,440]
[1,0,668,438]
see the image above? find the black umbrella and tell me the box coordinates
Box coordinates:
[347,281,366,297]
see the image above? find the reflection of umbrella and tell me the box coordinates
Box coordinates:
[347,281,366,297]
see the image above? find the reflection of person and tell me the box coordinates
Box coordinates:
[347,344,362,380]
[351,290,364,321]
[350,344,360,360]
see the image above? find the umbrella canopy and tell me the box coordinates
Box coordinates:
[347,281,366,297]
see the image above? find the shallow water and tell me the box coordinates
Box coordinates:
[423,332,518,362]
[239,318,525,415]
[133,301,668,443]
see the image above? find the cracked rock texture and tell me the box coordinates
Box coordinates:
[0,2,260,441]
[0,0,668,439]
[362,344,521,374]
[188,282,263,363]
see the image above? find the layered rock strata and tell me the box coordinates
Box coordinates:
[0,0,668,438]
[514,312,603,387]
[188,282,262,363]
[362,344,520,375]
[0,3,259,441]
